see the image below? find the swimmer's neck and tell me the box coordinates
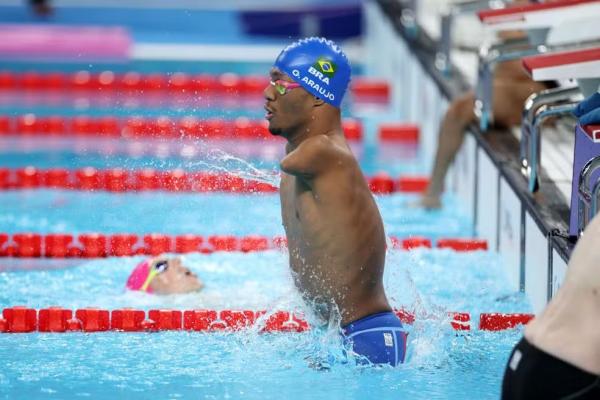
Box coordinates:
[285,110,342,153]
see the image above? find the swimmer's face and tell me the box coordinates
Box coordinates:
[264,68,315,137]
[149,257,204,295]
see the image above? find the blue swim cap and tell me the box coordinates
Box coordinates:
[273,37,351,108]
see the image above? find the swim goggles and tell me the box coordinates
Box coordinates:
[270,79,301,96]
[140,259,169,292]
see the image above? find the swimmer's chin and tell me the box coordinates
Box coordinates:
[267,122,283,136]
[268,127,283,136]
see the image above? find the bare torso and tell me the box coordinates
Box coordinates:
[280,133,391,325]
[524,215,600,375]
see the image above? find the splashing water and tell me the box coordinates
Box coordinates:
[189,147,281,187]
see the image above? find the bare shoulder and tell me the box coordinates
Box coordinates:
[281,134,352,177]
[302,134,352,160]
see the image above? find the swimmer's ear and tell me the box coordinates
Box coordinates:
[313,96,325,107]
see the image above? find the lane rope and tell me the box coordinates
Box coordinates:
[0,306,505,333]
[0,71,390,101]
[0,167,429,194]
[0,306,533,333]
[0,115,363,141]
[0,233,488,258]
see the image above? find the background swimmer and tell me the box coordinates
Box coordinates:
[125,256,204,295]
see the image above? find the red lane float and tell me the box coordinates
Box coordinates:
[109,234,139,257]
[0,307,533,333]
[16,167,41,188]
[261,311,309,332]
[144,234,173,256]
[78,234,106,258]
[369,173,395,194]
[0,233,488,258]
[240,235,269,253]
[38,307,73,332]
[378,123,420,143]
[397,237,432,250]
[396,176,429,193]
[437,238,488,252]
[1,167,280,193]
[450,312,471,331]
[12,233,42,257]
[5,307,516,333]
[0,71,388,101]
[76,168,102,191]
[0,167,429,194]
[2,306,37,333]
[45,169,71,188]
[76,308,111,332]
[351,78,390,102]
[0,168,9,189]
[479,313,534,331]
[175,234,203,253]
[111,309,145,332]
[148,310,182,330]
[0,114,362,141]
[45,234,73,258]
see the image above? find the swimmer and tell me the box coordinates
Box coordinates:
[502,213,600,399]
[264,37,407,366]
[125,256,204,295]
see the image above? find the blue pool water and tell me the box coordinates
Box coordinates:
[0,250,528,400]
[0,191,472,240]
[0,53,525,400]
[0,139,421,175]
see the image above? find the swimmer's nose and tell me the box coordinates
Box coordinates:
[185,269,196,278]
[264,84,275,101]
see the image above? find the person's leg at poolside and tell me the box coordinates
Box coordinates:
[420,91,477,209]
[419,61,550,209]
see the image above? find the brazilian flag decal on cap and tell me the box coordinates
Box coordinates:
[314,57,336,77]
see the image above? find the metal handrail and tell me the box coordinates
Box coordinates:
[474,41,545,131]
[519,87,583,190]
[474,38,600,132]
[577,156,600,235]
[437,0,508,74]
[525,102,579,192]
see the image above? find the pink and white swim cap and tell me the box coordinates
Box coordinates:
[125,259,153,293]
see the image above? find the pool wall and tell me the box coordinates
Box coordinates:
[366,1,571,314]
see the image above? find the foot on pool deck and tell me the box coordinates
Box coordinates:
[409,194,442,210]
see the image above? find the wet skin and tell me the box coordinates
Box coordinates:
[264,68,391,325]
[149,257,204,295]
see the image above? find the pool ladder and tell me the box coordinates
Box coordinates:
[519,86,583,192]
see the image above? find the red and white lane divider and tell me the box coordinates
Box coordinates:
[378,123,420,143]
[0,306,529,333]
[0,115,363,141]
[0,233,487,258]
[0,167,279,193]
[0,168,428,194]
[479,313,535,331]
[0,71,389,101]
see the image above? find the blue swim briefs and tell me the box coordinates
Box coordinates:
[342,311,408,366]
